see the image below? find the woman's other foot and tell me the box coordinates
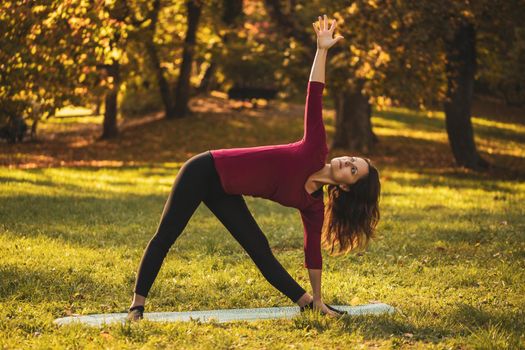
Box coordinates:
[325,303,347,315]
[127,305,144,321]
[300,300,314,312]
[300,300,346,316]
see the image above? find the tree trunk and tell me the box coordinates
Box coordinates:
[101,60,119,139]
[196,0,243,95]
[30,119,38,141]
[144,0,176,119]
[331,80,377,153]
[173,0,203,118]
[196,60,217,94]
[443,21,488,170]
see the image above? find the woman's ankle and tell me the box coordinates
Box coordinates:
[296,293,314,307]
[130,293,146,309]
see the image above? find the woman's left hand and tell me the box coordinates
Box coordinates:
[312,14,344,50]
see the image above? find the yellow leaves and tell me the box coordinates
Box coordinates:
[347,3,359,15]
[109,47,121,61]
[358,61,375,80]
[371,96,393,111]
[31,5,47,14]
[367,0,379,9]
[68,16,91,29]
[74,86,87,95]
[253,43,265,53]
[375,50,390,67]
[100,331,113,340]
[391,20,399,30]
[350,42,391,80]
[461,10,474,19]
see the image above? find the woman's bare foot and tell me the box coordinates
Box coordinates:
[297,292,314,307]
[127,305,144,321]
[127,293,146,321]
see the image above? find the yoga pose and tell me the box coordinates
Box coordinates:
[128,15,381,321]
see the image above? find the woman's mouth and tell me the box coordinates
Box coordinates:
[339,159,342,169]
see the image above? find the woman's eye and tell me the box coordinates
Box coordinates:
[351,167,357,175]
[351,157,356,162]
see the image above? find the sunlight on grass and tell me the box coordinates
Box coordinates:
[472,116,525,134]
[373,107,525,160]
[54,106,101,119]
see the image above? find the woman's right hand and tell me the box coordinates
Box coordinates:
[313,299,339,317]
[312,14,344,50]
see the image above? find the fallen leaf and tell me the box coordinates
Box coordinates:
[350,296,361,306]
[100,331,113,340]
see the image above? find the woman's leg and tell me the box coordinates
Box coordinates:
[203,180,307,303]
[131,151,216,304]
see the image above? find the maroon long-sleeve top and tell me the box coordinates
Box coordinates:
[210,81,328,269]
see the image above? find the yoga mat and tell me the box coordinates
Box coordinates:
[54,303,395,326]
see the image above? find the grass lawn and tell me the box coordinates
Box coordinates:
[1,96,524,348]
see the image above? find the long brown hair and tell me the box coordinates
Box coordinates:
[321,158,381,255]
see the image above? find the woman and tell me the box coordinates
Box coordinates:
[128,14,381,321]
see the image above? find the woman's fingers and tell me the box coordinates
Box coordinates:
[312,22,319,35]
[315,15,337,33]
[328,19,336,32]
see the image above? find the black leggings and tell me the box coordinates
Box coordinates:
[133,151,306,303]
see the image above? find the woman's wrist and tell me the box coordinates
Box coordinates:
[316,48,328,57]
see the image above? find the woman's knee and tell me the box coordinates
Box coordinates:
[182,151,212,174]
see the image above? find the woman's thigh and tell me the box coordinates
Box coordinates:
[203,192,306,302]
[203,193,272,254]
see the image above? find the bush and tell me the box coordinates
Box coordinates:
[120,77,164,118]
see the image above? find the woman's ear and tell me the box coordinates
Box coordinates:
[338,184,350,192]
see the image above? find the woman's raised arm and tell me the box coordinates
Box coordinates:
[305,15,344,317]
[309,14,344,83]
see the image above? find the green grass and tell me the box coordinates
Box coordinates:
[1,105,524,349]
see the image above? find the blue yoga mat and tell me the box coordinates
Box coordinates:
[54,303,395,326]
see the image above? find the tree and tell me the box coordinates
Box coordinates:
[97,0,145,139]
[263,0,393,152]
[443,20,488,169]
[0,0,103,139]
[196,0,244,95]
[172,0,203,118]
[420,0,525,169]
[133,0,211,119]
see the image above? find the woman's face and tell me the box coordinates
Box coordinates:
[330,156,369,191]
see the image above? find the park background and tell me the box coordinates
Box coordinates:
[1,0,524,348]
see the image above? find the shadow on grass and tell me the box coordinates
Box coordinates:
[448,303,525,333]
[0,264,114,302]
[1,193,169,249]
[387,172,516,193]
[294,311,452,344]
[1,193,294,253]
[295,301,524,345]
